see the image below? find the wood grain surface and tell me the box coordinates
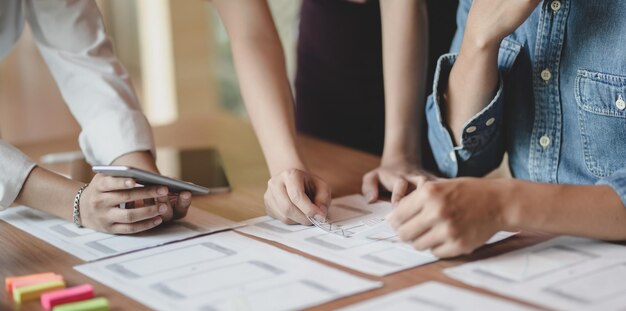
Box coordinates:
[1,114,551,310]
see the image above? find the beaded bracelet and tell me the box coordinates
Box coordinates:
[73,184,89,228]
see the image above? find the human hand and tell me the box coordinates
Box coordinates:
[465,0,541,49]
[264,169,331,225]
[362,160,435,206]
[387,178,513,258]
[79,174,172,234]
[111,151,192,222]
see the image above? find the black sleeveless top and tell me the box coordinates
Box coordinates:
[295,0,458,172]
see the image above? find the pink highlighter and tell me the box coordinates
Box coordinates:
[40,284,95,311]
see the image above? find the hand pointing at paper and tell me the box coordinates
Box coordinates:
[264,168,331,225]
[210,0,433,225]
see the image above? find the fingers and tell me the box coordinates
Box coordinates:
[390,179,409,206]
[142,198,156,207]
[264,188,300,225]
[264,169,331,225]
[104,186,169,206]
[285,172,324,217]
[172,192,192,220]
[155,196,175,222]
[108,203,169,224]
[276,183,311,225]
[93,175,136,192]
[312,179,331,216]
[406,175,430,189]
[110,216,163,235]
[361,171,379,203]
[411,224,447,251]
[387,193,425,229]
[396,209,438,242]
[431,240,470,259]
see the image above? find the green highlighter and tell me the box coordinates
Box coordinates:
[52,297,109,311]
[13,280,66,304]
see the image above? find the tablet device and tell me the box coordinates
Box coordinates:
[92,166,210,195]
[93,148,231,195]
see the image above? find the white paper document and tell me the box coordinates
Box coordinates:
[0,205,235,261]
[238,195,515,276]
[445,236,626,311]
[75,231,382,311]
[340,281,532,311]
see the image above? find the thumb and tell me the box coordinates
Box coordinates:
[312,178,331,217]
[361,171,380,203]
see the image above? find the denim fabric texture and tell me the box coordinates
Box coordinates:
[426,0,626,207]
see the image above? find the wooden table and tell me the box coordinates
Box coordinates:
[1,114,551,310]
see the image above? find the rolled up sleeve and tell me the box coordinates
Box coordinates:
[598,169,626,208]
[0,141,37,209]
[24,0,155,165]
[426,54,506,177]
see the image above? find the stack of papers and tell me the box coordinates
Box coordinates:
[75,231,381,311]
[0,194,530,310]
[445,236,626,310]
[340,281,533,311]
[239,195,515,276]
[0,205,235,261]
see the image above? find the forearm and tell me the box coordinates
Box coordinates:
[111,151,158,172]
[214,1,305,176]
[231,39,305,175]
[445,35,500,145]
[445,0,542,145]
[13,151,156,221]
[379,0,428,164]
[15,166,83,222]
[504,181,626,240]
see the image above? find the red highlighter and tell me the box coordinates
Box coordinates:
[40,284,95,311]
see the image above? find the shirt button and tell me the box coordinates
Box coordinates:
[539,135,551,148]
[541,69,552,81]
[465,126,477,134]
[486,117,496,126]
[616,97,626,110]
[550,1,561,12]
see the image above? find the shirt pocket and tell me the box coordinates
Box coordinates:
[575,69,626,178]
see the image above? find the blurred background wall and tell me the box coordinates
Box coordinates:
[0,0,301,145]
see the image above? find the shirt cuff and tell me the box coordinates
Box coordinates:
[426,53,505,177]
[79,110,156,165]
[0,142,37,209]
[456,81,504,159]
[597,168,626,208]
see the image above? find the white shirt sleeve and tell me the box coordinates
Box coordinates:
[0,0,155,209]
[0,141,36,210]
[23,0,155,165]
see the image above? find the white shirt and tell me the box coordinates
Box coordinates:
[0,0,155,209]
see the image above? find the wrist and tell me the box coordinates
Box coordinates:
[496,179,525,231]
[463,29,503,53]
[268,158,308,177]
[381,136,421,166]
[380,151,420,167]
[72,183,89,228]
[111,151,158,173]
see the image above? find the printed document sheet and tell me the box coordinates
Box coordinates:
[75,231,382,311]
[340,281,533,311]
[445,236,626,311]
[238,195,515,276]
[0,205,235,261]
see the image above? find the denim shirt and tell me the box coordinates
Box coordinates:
[426,0,626,207]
